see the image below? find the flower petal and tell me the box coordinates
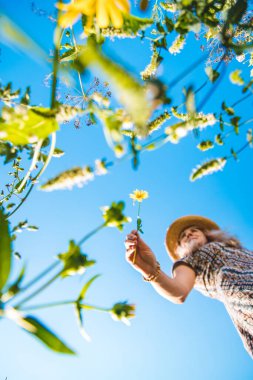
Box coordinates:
[58,11,81,28]
[96,0,110,28]
[106,1,124,28]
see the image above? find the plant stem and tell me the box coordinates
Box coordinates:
[80,304,111,313]
[16,299,74,311]
[16,138,44,193]
[71,27,85,98]
[167,52,209,89]
[133,202,141,265]
[77,222,106,246]
[17,300,111,313]
[4,132,56,220]
[4,260,61,306]
[12,268,64,310]
[196,52,227,112]
[4,7,63,219]
[5,184,34,220]
[32,131,57,181]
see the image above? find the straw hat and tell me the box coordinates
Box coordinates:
[165,215,220,261]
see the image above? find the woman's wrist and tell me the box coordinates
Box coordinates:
[142,261,161,282]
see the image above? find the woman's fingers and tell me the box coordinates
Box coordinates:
[125,246,136,262]
[125,242,136,250]
[124,234,137,248]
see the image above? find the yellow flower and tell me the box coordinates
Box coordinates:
[56,0,130,29]
[129,189,149,203]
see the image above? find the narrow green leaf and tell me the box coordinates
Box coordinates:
[231,116,241,135]
[219,113,224,131]
[21,315,76,355]
[221,101,234,116]
[2,263,26,301]
[74,303,91,342]
[77,39,152,137]
[226,0,247,25]
[0,208,12,292]
[77,274,102,303]
[205,67,220,83]
[185,86,195,114]
[230,148,238,161]
[242,79,253,93]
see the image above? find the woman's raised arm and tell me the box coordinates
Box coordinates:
[124,230,196,304]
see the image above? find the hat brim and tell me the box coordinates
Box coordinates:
[165,215,220,261]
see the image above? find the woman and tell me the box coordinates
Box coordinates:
[124,215,253,359]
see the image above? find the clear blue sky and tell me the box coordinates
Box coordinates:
[0,1,253,379]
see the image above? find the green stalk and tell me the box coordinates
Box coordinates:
[77,222,106,246]
[133,202,141,265]
[80,304,111,313]
[4,260,61,305]
[16,299,74,311]
[16,138,44,193]
[4,9,63,220]
[17,300,111,313]
[71,27,85,98]
[5,183,34,220]
[12,268,64,309]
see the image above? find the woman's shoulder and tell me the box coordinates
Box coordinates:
[192,241,225,256]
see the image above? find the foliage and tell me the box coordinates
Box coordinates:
[0,202,133,353]
[0,0,253,355]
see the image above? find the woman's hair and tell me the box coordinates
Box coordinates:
[203,228,243,249]
[175,225,244,258]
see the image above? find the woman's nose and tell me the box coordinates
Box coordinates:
[186,232,193,239]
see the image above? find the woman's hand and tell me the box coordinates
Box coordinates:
[124,230,157,278]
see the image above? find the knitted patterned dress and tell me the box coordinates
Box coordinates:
[171,241,253,359]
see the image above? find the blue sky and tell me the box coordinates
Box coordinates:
[0,0,253,379]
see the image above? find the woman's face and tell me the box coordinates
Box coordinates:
[177,226,208,257]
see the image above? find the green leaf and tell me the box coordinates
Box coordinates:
[0,82,20,104]
[57,240,96,278]
[246,129,253,147]
[82,13,153,38]
[230,148,238,161]
[2,263,26,301]
[185,86,195,120]
[21,315,76,354]
[77,274,102,303]
[215,133,224,145]
[226,0,247,25]
[231,116,241,135]
[26,225,39,231]
[0,106,59,145]
[242,79,253,93]
[221,101,234,116]
[219,114,224,131]
[0,141,19,164]
[77,39,152,137]
[205,67,220,83]
[74,303,91,342]
[197,140,214,151]
[59,47,80,62]
[164,16,174,33]
[101,201,132,230]
[52,148,65,158]
[0,207,12,292]
[20,86,31,105]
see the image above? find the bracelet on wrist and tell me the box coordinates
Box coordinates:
[142,261,161,282]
